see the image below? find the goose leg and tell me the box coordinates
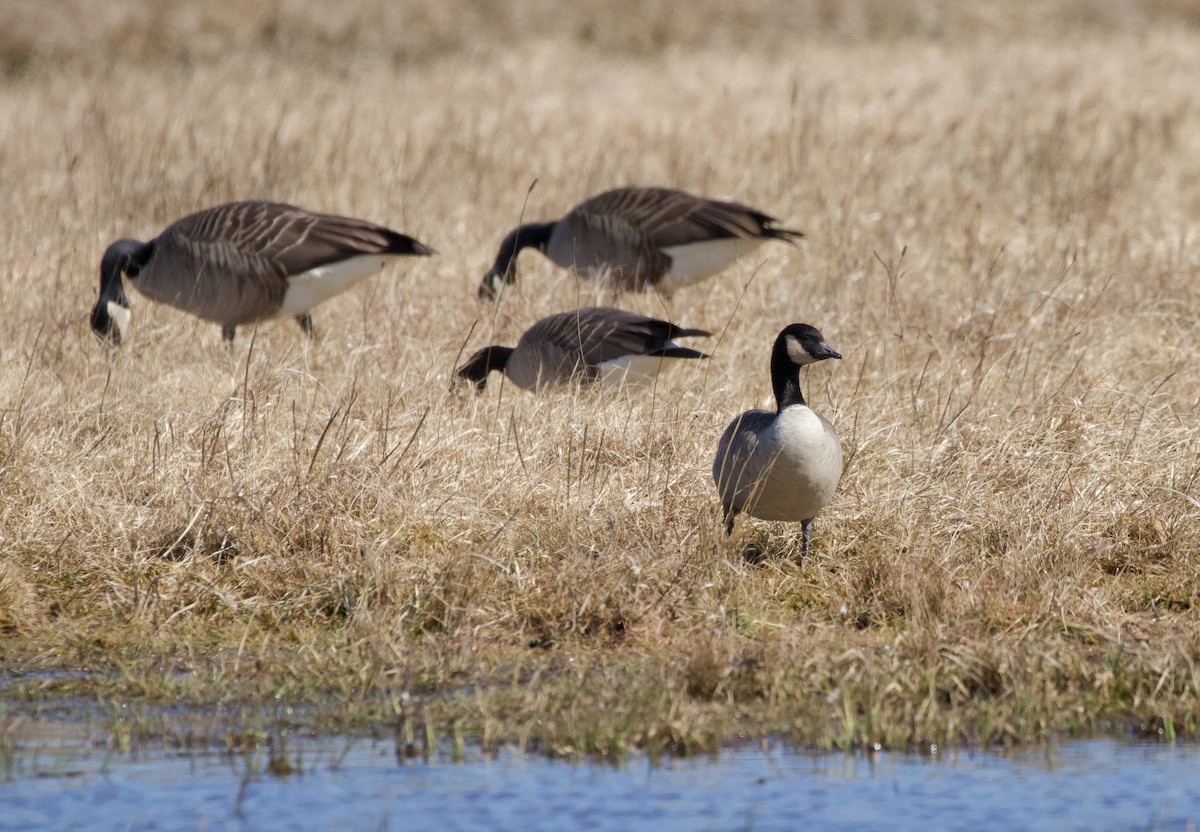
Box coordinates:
[296,312,316,340]
[801,520,813,558]
[723,510,736,536]
[221,324,237,345]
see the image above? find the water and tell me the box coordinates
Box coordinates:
[3,727,1198,831]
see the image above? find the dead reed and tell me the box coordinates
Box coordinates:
[1,0,1198,755]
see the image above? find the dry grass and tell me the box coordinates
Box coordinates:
[2,0,1200,756]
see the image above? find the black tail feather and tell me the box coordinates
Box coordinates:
[382,229,437,256]
[763,225,805,243]
[665,325,713,340]
[646,346,709,360]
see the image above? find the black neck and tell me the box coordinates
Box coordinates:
[457,346,515,391]
[482,345,514,373]
[97,262,129,306]
[92,238,153,343]
[492,222,554,276]
[770,340,805,411]
[98,239,155,302]
[100,239,153,287]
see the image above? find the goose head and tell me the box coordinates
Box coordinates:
[90,239,151,346]
[479,265,515,301]
[779,323,841,366]
[771,323,841,409]
[479,222,555,300]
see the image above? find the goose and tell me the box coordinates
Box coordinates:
[90,200,435,346]
[478,187,803,300]
[712,323,843,556]
[456,306,711,392]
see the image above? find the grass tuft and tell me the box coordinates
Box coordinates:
[2,0,1200,756]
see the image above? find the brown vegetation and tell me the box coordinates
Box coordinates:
[1,0,1199,756]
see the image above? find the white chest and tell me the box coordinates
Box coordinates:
[771,406,835,455]
[718,405,843,523]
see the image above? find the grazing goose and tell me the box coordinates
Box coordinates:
[479,187,803,300]
[456,306,710,392]
[90,200,435,346]
[712,323,843,555]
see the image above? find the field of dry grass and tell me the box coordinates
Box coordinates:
[2,0,1199,756]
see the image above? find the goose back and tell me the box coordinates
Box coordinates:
[546,187,801,292]
[505,306,709,390]
[129,201,429,327]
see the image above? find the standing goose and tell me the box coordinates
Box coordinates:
[90,200,435,346]
[712,323,843,556]
[456,306,710,392]
[479,187,803,300]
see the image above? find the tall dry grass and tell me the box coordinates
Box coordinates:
[1,0,1199,754]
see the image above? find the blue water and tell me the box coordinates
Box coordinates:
[2,732,1198,831]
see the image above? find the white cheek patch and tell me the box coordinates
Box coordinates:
[107,301,133,339]
[786,335,818,366]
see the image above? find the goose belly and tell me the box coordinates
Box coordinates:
[659,238,765,292]
[277,255,394,318]
[598,351,681,388]
[714,406,842,523]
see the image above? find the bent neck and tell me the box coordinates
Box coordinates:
[99,239,154,293]
[93,239,152,343]
[492,222,554,276]
[98,240,148,303]
[770,341,806,411]
[458,346,516,391]
[481,345,515,373]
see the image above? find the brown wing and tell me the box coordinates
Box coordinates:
[522,306,709,368]
[165,201,430,279]
[712,408,777,514]
[140,206,291,324]
[549,209,670,288]
[572,187,801,248]
[140,201,430,326]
